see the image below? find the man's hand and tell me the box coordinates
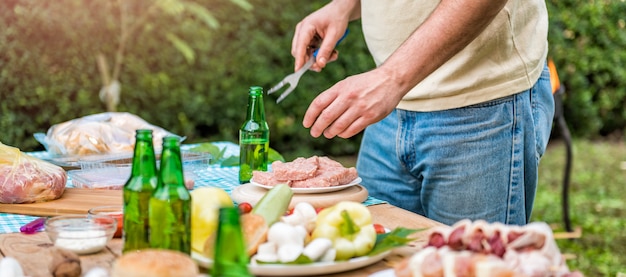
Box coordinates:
[291,1,359,72]
[303,68,404,139]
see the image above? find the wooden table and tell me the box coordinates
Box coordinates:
[0,203,443,277]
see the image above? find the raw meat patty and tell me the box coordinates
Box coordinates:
[272,157,319,181]
[252,156,358,188]
[252,171,291,187]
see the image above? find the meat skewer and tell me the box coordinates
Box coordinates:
[396,220,584,277]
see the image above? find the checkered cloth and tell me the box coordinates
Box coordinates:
[0,214,40,234]
[0,142,385,233]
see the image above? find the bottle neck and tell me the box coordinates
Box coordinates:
[157,137,185,189]
[245,93,266,122]
[131,131,157,176]
[217,206,242,226]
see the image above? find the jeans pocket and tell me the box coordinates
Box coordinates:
[533,65,555,159]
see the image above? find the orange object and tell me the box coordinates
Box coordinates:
[111,213,123,238]
[93,213,123,238]
[548,59,561,94]
[89,205,124,238]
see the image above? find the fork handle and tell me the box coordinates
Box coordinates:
[313,29,350,58]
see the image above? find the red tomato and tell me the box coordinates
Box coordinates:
[285,208,295,216]
[238,202,253,214]
[373,223,386,234]
[315,207,324,214]
[94,213,123,238]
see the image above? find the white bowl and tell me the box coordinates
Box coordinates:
[45,214,116,255]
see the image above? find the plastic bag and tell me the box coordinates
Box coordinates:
[0,141,67,204]
[35,112,179,156]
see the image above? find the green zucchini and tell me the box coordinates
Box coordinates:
[251,183,293,226]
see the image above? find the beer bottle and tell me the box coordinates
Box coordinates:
[123,129,158,252]
[212,207,253,277]
[239,86,270,184]
[148,136,192,254]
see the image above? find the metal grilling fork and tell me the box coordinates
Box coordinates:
[267,55,316,103]
[267,30,349,103]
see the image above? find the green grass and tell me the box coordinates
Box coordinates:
[334,139,626,276]
[534,139,626,276]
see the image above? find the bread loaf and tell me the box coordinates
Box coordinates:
[111,249,199,277]
[38,112,176,156]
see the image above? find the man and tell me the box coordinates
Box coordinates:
[290,0,554,226]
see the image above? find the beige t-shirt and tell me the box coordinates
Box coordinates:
[361,0,549,112]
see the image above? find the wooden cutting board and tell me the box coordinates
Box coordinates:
[0,188,122,217]
[231,183,369,209]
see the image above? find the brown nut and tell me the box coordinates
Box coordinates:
[48,247,81,277]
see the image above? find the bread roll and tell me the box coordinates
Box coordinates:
[111,249,198,277]
[203,213,268,259]
[241,213,269,256]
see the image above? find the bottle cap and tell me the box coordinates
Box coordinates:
[249,86,264,96]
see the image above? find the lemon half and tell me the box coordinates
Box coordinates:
[190,187,233,253]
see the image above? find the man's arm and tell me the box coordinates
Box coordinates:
[303,0,509,139]
[378,0,508,97]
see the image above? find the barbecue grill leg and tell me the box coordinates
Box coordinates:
[553,91,573,233]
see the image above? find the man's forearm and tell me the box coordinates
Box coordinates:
[332,0,361,21]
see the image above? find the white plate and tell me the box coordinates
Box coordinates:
[192,250,390,276]
[369,268,397,277]
[250,177,362,194]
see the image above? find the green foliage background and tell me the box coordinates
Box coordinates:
[534,140,626,276]
[1,0,625,159]
[0,0,371,159]
[547,0,626,138]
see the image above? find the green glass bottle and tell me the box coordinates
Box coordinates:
[212,207,253,277]
[123,129,158,252]
[239,86,270,184]
[148,136,192,254]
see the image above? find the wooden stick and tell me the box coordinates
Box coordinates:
[96,53,111,87]
[553,226,583,239]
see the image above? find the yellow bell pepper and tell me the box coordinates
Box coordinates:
[311,201,377,260]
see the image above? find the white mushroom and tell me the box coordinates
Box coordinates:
[253,222,306,263]
[277,244,304,263]
[294,225,310,243]
[83,267,108,277]
[320,248,337,262]
[281,202,318,232]
[267,222,303,245]
[0,257,25,277]
[302,238,333,261]
[257,241,278,255]
[252,205,338,264]
[252,242,279,263]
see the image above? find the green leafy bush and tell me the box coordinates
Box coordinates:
[547,0,626,138]
[0,0,372,159]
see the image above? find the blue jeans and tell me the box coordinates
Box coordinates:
[357,65,554,226]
